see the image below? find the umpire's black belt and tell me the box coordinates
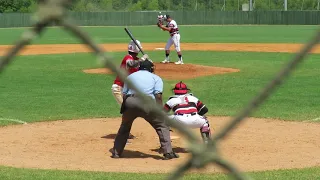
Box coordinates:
[126,94,135,97]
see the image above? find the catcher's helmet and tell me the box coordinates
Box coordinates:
[128,40,142,54]
[139,60,155,73]
[173,81,190,95]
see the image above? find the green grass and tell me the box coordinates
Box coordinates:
[0,25,318,45]
[0,166,319,180]
[1,51,320,125]
[1,25,320,179]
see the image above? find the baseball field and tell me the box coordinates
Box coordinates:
[0,25,320,179]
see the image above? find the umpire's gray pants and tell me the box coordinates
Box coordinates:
[113,96,173,156]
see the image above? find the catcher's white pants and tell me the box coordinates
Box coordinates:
[165,34,181,52]
[111,84,123,106]
[169,114,207,129]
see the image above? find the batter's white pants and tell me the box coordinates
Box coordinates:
[111,84,123,106]
[165,34,181,52]
[169,114,207,129]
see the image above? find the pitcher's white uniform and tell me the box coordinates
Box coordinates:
[165,20,181,53]
[164,94,207,128]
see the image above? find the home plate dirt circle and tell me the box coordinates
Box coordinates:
[0,117,319,174]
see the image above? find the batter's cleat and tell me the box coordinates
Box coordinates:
[163,152,179,160]
[175,60,184,65]
[161,59,170,63]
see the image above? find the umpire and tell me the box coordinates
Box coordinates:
[111,60,179,160]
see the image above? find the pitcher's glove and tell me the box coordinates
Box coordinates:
[157,22,162,28]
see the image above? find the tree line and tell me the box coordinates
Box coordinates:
[0,0,319,13]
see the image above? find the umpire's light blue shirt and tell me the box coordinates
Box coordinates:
[122,70,163,99]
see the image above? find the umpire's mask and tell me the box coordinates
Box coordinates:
[139,60,155,73]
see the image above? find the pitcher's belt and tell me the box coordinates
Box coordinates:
[170,32,179,36]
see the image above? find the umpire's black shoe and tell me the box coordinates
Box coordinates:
[163,152,179,160]
[111,153,120,159]
[128,133,136,139]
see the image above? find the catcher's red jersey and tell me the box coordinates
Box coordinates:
[113,54,139,87]
[164,94,205,115]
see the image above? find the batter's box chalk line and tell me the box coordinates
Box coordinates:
[154,48,165,50]
[303,117,320,122]
[0,118,28,124]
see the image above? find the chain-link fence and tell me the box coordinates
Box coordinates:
[69,0,320,12]
[0,0,319,179]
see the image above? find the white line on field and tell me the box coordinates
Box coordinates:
[0,118,27,124]
[303,117,320,122]
[311,117,320,122]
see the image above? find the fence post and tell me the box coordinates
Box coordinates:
[284,0,288,11]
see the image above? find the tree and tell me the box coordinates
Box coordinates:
[148,0,159,10]
[254,0,270,10]
[98,0,113,11]
[130,1,143,11]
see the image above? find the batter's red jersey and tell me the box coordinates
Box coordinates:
[113,54,140,87]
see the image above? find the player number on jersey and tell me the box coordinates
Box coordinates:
[180,96,189,105]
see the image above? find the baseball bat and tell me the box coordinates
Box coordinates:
[124,27,145,55]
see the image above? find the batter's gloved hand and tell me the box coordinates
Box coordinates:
[157,22,162,27]
[147,58,153,63]
[140,54,149,61]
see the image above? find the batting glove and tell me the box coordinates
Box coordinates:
[141,54,149,61]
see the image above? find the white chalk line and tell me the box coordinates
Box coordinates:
[0,118,28,124]
[303,117,320,122]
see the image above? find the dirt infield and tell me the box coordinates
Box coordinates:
[2,43,320,56]
[0,43,319,174]
[83,63,240,80]
[0,117,319,173]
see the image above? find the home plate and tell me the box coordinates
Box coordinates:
[170,135,180,140]
[156,135,180,140]
[155,48,165,50]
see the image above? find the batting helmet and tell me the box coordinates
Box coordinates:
[173,81,190,95]
[128,40,142,54]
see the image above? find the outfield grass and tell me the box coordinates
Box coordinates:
[0,25,318,45]
[0,166,319,180]
[1,51,319,125]
[1,25,319,179]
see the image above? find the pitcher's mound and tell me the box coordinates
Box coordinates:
[83,63,240,80]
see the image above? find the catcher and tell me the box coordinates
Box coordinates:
[111,39,149,139]
[163,81,212,144]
